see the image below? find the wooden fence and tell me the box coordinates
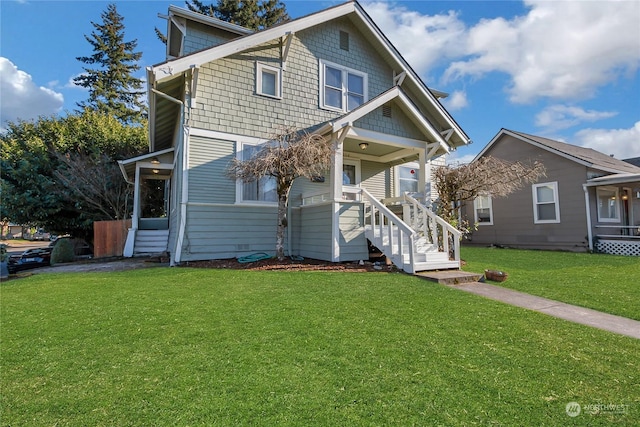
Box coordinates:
[93,220,131,258]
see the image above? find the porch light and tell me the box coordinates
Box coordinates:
[151,157,160,164]
[622,194,629,201]
[152,169,160,174]
[359,142,369,150]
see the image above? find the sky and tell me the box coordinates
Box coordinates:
[1,0,639,164]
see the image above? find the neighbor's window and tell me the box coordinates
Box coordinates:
[532,182,560,223]
[596,186,620,222]
[474,195,493,225]
[398,165,419,194]
[237,143,277,203]
[319,59,367,112]
[256,62,282,98]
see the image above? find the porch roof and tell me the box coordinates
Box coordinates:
[118,148,175,184]
[584,172,640,187]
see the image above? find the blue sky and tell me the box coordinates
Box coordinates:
[1,0,639,163]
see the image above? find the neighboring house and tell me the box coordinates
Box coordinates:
[463,129,640,256]
[118,1,472,273]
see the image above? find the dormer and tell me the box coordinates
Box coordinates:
[161,5,253,59]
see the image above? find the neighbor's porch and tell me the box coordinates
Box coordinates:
[584,173,640,256]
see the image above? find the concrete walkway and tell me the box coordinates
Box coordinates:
[447,282,640,340]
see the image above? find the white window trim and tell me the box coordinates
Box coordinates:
[319,59,367,113]
[343,158,361,186]
[256,62,282,99]
[395,162,420,196]
[596,186,620,223]
[235,138,278,206]
[532,181,560,224]
[474,195,494,226]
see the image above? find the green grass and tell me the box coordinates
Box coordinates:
[461,246,640,320]
[2,268,638,426]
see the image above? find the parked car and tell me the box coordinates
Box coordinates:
[30,229,51,241]
[7,247,52,274]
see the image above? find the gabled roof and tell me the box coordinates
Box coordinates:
[316,86,450,154]
[148,0,470,150]
[166,5,253,36]
[476,129,640,175]
[625,157,640,168]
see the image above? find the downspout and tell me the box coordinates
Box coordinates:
[151,88,186,266]
[583,184,594,252]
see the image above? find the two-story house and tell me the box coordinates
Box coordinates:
[118,1,472,273]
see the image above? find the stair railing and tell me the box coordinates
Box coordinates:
[361,188,416,273]
[402,194,461,264]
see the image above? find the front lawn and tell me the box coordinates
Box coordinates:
[461,246,640,320]
[2,268,638,426]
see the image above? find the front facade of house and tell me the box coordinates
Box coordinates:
[464,129,640,255]
[119,1,471,272]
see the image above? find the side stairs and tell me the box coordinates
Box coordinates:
[414,270,483,285]
[133,230,169,256]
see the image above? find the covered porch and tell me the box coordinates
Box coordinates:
[584,172,640,256]
[118,148,175,256]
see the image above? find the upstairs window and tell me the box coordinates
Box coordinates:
[236,142,277,204]
[532,182,560,223]
[474,195,493,225]
[319,59,367,112]
[596,186,620,222]
[256,62,282,99]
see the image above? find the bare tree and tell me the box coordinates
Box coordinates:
[227,127,334,260]
[434,156,546,230]
[54,152,134,222]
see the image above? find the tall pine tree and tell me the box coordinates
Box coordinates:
[75,4,145,124]
[186,0,289,30]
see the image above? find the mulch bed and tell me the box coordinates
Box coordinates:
[183,256,399,272]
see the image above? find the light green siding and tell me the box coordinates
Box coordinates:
[361,161,389,200]
[338,202,368,261]
[188,136,236,204]
[183,21,240,54]
[180,204,278,261]
[296,203,333,261]
[189,18,424,140]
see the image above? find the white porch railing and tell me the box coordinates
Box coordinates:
[400,193,462,265]
[361,188,417,273]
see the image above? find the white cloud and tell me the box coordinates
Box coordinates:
[363,1,467,78]
[446,152,476,165]
[573,122,640,159]
[444,0,640,103]
[0,57,64,127]
[535,105,617,131]
[443,90,468,111]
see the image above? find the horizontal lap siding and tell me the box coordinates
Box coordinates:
[468,135,589,252]
[188,136,236,204]
[297,203,332,261]
[181,204,278,261]
[361,161,389,200]
[338,202,368,261]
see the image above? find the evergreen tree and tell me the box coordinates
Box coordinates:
[74,3,145,124]
[186,0,289,30]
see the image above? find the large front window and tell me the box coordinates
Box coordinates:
[237,143,277,203]
[532,182,560,223]
[320,59,367,112]
[596,186,620,222]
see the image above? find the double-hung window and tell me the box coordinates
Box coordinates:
[532,182,560,223]
[237,142,277,204]
[596,186,620,222]
[474,195,493,225]
[256,62,282,99]
[320,59,367,112]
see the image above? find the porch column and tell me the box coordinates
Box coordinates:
[132,164,141,228]
[583,184,594,252]
[331,133,342,262]
[418,148,427,204]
